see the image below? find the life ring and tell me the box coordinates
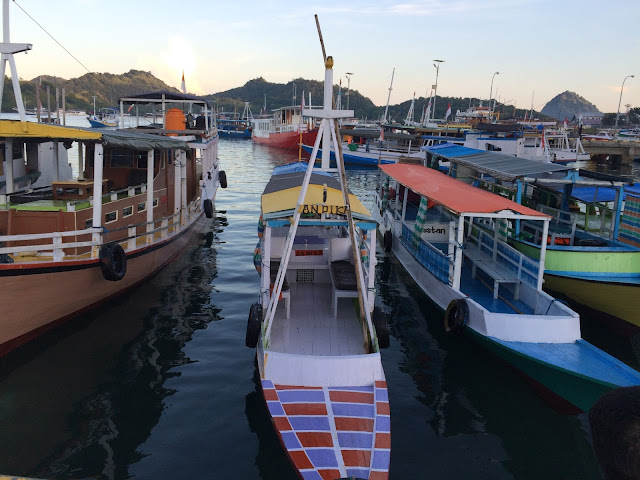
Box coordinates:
[373,307,390,349]
[245,302,263,348]
[204,198,214,218]
[444,298,468,334]
[383,230,393,253]
[219,170,228,189]
[253,241,262,275]
[99,242,127,282]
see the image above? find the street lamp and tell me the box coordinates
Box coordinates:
[615,74,634,129]
[345,72,354,110]
[432,59,444,121]
[489,71,499,119]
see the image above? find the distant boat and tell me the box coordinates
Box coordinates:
[87,107,119,128]
[217,117,252,138]
[301,143,404,167]
[251,105,318,150]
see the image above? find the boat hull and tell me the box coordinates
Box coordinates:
[252,129,318,150]
[301,144,398,167]
[0,213,207,356]
[218,128,252,139]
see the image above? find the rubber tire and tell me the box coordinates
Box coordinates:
[245,302,262,348]
[373,307,390,349]
[219,170,228,189]
[444,299,468,334]
[99,242,127,282]
[383,230,393,253]
[204,198,214,218]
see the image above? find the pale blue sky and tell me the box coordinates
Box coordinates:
[7,0,640,113]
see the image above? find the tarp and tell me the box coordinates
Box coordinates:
[120,91,210,106]
[261,171,372,220]
[380,163,548,218]
[100,129,189,151]
[0,120,101,141]
[556,184,640,203]
[422,143,572,180]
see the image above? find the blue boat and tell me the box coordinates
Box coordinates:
[301,143,404,167]
[217,118,252,139]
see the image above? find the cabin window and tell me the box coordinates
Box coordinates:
[138,201,146,213]
[85,218,93,229]
[110,149,135,168]
[123,206,133,217]
[105,211,117,223]
[137,151,148,169]
[153,198,158,208]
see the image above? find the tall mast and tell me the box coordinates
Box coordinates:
[382,68,394,124]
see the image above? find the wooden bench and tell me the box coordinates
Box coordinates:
[464,244,520,300]
[329,260,359,319]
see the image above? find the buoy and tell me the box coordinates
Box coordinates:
[246,302,262,348]
[444,298,469,334]
[99,242,127,281]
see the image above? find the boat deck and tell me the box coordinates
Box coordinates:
[269,283,367,356]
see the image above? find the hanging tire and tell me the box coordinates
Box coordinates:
[204,198,214,218]
[383,230,393,253]
[373,307,390,349]
[444,299,468,334]
[219,170,228,189]
[246,302,263,348]
[99,242,127,282]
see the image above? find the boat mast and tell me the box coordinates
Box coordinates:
[0,0,32,122]
[382,68,394,124]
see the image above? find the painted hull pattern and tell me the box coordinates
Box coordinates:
[261,379,390,480]
[0,213,207,356]
[252,129,318,150]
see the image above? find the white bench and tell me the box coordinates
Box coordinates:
[329,261,359,319]
[464,244,520,300]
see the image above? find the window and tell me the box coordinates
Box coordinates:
[137,151,148,169]
[123,206,133,217]
[153,198,158,208]
[138,202,146,213]
[110,149,135,168]
[105,211,117,223]
[85,218,93,229]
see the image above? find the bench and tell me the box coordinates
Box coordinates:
[270,261,290,319]
[329,260,359,319]
[464,243,520,300]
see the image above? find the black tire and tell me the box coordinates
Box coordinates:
[219,170,228,189]
[575,238,607,247]
[444,299,468,334]
[245,302,263,348]
[373,307,390,349]
[99,242,127,282]
[204,198,214,218]
[383,230,393,253]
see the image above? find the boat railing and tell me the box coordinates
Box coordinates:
[576,203,615,237]
[518,205,577,245]
[400,223,451,284]
[468,222,540,288]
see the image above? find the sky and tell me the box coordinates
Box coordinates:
[5,0,640,114]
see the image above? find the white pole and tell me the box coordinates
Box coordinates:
[4,140,13,194]
[146,149,154,244]
[453,215,465,290]
[91,143,104,258]
[537,218,549,291]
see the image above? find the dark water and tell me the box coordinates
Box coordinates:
[0,139,638,480]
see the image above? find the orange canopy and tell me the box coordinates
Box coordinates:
[380,164,548,218]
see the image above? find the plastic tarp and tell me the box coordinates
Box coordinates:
[380,163,548,218]
[100,130,190,151]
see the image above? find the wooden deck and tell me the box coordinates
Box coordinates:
[269,283,367,356]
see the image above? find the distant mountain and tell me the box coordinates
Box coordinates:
[1,70,179,112]
[541,91,600,121]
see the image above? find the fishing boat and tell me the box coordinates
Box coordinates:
[251,105,318,150]
[217,102,253,139]
[247,54,390,479]
[0,53,225,355]
[300,143,404,167]
[423,143,640,333]
[87,107,119,128]
[376,163,640,411]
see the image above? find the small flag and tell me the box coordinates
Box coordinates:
[181,71,186,94]
[379,127,385,142]
[127,104,134,113]
[564,116,568,129]
[445,102,451,119]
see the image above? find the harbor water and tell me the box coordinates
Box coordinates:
[1,124,639,479]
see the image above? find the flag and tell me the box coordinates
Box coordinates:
[445,102,451,119]
[301,90,305,111]
[424,97,432,123]
[564,116,568,129]
[379,127,384,142]
[127,104,134,113]
[181,71,186,94]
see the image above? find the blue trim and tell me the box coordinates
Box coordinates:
[544,270,640,284]
[613,184,624,240]
[266,219,376,230]
[301,145,396,167]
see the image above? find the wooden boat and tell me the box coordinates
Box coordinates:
[423,143,640,332]
[87,107,119,128]
[217,102,253,139]
[376,163,640,412]
[300,143,401,167]
[0,92,224,355]
[251,105,318,150]
[247,56,390,479]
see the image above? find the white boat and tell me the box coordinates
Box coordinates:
[247,55,391,479]
[376,163,640,411]
[87,107,119,128]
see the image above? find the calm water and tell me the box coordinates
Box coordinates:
[1,130,639,479]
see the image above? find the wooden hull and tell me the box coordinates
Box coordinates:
[0,213,207,356]
[252,129,318,150]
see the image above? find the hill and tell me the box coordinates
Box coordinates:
[541,91,600,121]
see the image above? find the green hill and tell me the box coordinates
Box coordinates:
[541,91,600,121]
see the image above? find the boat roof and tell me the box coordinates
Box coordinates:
[119,91,210,106]
[261,170,373,222]
[422,143,573,180]
[380,163,548,218]
[0,120,189,150]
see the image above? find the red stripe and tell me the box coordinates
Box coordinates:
[342,449,371,467]
[297,432,334,448]
[289,450,313,470]
[369,471,390,480]
[375,380,387,388]
[334,417,374,432]
[263,389,279,401]
[319,470,342,480]
[329,391,374,404]
[275,385,323,390]
[273,416,292,431]
[375,433,391,449]
[283,403,328,416]
[376,402,390,415]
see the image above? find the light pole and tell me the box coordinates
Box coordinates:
[432,59,444,121]
[292,82,297,106]
[489,71,499,119]
[615,74,634,129]
[345,72,354,110]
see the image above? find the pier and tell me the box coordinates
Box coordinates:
[582,139,640,166]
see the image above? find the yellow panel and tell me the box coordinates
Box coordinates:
[262,184,371,218]
[0,120,102,140]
